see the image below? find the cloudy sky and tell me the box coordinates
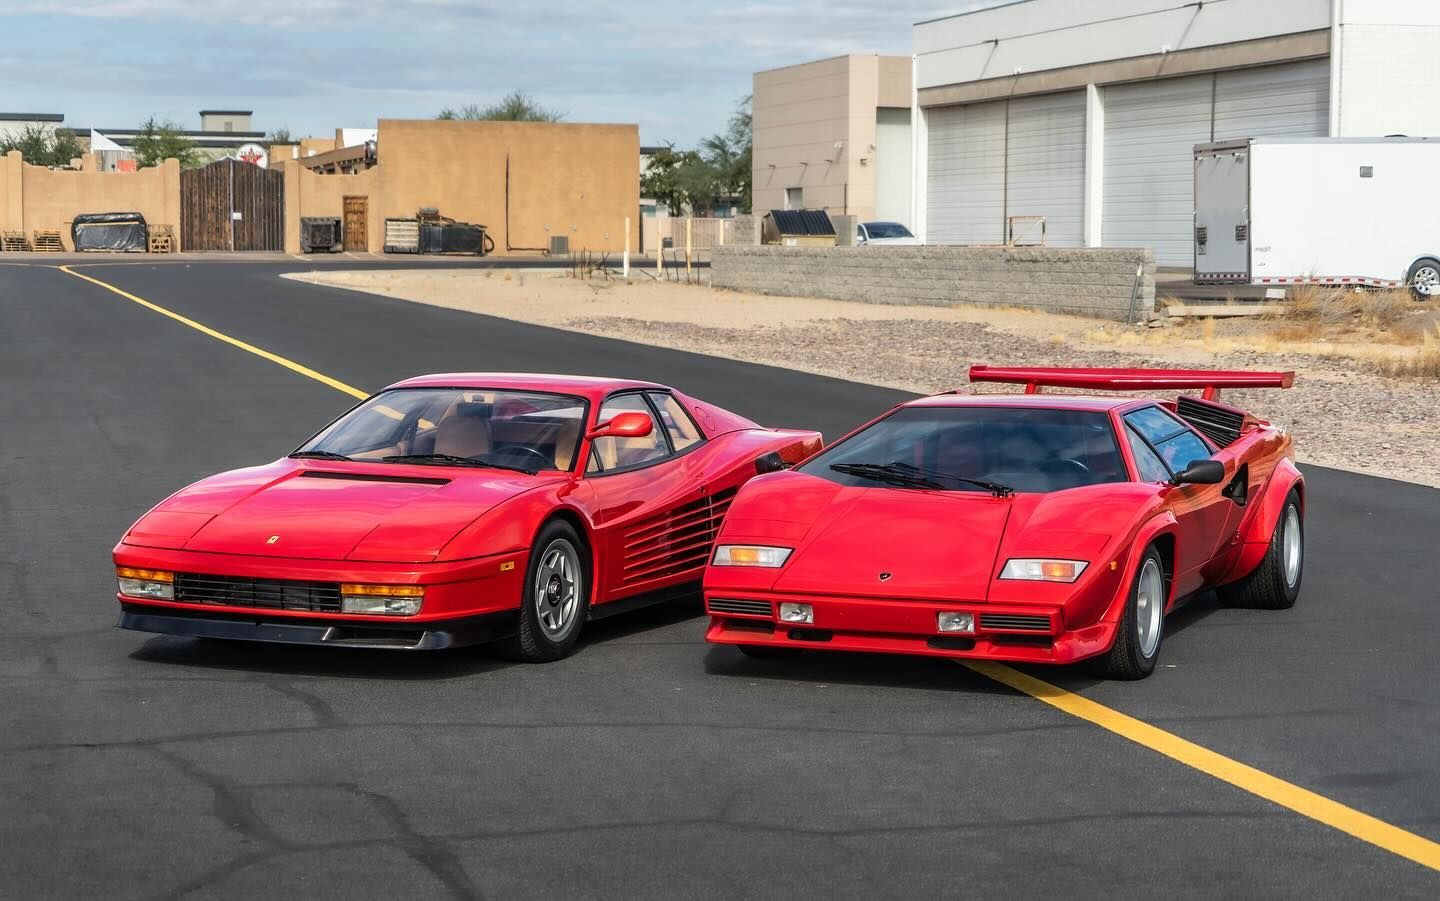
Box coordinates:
[2,2,992,147]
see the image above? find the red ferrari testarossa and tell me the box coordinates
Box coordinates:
[114,373,821,660]
[704,366,1304,679]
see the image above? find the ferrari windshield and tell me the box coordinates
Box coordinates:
[297,388,588,472]
[800,406,1126,494]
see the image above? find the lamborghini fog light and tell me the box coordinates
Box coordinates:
[778,602,813,624]
[340,584,423,616]
[116,567,174,600]
[936,612,975,634]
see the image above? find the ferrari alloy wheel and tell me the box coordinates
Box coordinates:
[1219,488,1303,610]
[1097,546,1167,680]
[496,520,590,662]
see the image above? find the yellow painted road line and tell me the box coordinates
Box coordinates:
[53,262,1440,875]
[59,265,369,401]
[963,661,1440,873]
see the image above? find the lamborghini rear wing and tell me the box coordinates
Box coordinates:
[968,366,1294,400]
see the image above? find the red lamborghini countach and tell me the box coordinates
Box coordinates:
[114,374,820,660]
[704,367,1304,679]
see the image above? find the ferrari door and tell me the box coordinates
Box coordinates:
[585,392,709,603]
[1123,407,1233,591]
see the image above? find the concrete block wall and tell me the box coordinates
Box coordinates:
[711,245,1155,320]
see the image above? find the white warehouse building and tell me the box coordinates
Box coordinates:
[911,0,1440,264]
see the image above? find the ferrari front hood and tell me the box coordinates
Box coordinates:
[773,487,1012,601]
[132,463,552,563]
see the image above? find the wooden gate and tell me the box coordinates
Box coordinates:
[181,158,284,251]
[343,196,367,251]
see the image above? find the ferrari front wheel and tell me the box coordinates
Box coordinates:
[1096,546,1167,680]
[496,521,590,663]
[1219,488,1302,610]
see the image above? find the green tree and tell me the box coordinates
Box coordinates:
[265,127,294,147]
[437,91,565,122]
[0,123,83,167]
[132,117,204,169]
[640,144,712,215]
[699,95,751,212]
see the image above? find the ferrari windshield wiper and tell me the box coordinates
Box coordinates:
[288,450,353,461]
[382,454,537,475]
[830,462,945,490]
[885,461,1014,498]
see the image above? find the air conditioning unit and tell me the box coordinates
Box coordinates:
[300,217,341,253]
[549,235,569,255]
[383,218,420,254]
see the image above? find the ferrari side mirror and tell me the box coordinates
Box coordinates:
[587,411,654,440]
[1172,459,1224,485]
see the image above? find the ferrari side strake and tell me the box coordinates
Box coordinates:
[704,366,1304,680]
[114,374,821,660]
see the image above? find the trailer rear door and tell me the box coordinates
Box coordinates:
[1194,145,1250,283]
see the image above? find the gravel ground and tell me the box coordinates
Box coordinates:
[287,270,1440,486]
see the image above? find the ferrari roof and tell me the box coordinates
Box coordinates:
[383,373,666,399]
[906,393,1147,412]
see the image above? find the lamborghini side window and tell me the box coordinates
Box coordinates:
[1124,406,1212,474]
[1125,427,1171,482]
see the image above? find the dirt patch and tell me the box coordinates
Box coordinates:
[283,269,1440,487]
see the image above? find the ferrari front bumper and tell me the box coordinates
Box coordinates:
[704,592,1117,665]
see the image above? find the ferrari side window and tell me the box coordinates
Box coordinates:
[591,394,669,471]
[1125,427,1171,483]
[648,392,703,452]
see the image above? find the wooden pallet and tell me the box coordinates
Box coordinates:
[31,230,63,252]
[1,230,30,252]
[147,225,176,254]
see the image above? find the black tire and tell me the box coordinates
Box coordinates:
[1219,489,1303,610]
[737,644,801,659]
[1406,258,1440,302]
[495,520,590,662]
[1096,546,1167,681]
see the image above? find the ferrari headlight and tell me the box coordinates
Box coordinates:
[340,583,424,616]
[999,559,1088,583]
[116,566,175,600]
[712,545,792,568]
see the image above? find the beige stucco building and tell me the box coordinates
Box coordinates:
[752,54,913,226]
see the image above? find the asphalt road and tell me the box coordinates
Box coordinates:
[1,259,1437,899]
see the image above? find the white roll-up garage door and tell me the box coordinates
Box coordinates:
[1005,90,1087,247]
[1103,60,1329,265]
[1102,74,1214,265]
[926,101,1005,245]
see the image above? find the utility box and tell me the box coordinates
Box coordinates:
[384,218,420,254]
[1195,137,1440,297]
[300,217,342,253]
[762,210,836,246]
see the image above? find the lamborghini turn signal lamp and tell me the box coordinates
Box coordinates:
[339,583,424,616]
[712,545,793,568]
[999,559,1089,583]
[116,566,175,600]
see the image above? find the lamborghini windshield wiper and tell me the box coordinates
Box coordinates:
[382,454,536,475]
[288,450,354,461]
[830,462,945,490]
[885,461,1014,498]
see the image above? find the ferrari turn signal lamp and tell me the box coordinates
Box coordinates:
[937,612,975,634]
[779,603,813,624]
[116,566,175,600]
[339,583,424,616]
[712,545,793,568]
[999,559,1088,583]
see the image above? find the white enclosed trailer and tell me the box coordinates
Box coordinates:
[1194,138,1440,298]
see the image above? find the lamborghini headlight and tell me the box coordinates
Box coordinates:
[116,566,175,600]
[712,545,792,568]
[999,559,1088,583]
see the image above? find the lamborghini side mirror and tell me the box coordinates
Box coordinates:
[1172,459,1224,485]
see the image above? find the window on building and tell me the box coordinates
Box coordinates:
[223,122,233,132]
[785,187,803,210]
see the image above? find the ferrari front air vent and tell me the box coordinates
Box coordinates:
[708,598,773,617]
[175,573,343,613]
[979,613,1051,632]
[298,471,450,486]
[1176,395,1245,447]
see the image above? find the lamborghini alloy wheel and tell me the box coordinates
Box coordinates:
[1135,555,1165,659]
[1219,487,1303,610]
[1096,545,1167,680]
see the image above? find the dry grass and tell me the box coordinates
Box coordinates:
[1375,326,1440,379]
[1282,283,1412,330]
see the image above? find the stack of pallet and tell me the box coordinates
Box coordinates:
[1,231,30,252]
[31,229,63,252]
[147,225,176,254]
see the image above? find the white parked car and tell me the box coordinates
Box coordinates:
[856,221,921,245]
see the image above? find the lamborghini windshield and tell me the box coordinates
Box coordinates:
[296,389,588,472]
[799,406,1126,494]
